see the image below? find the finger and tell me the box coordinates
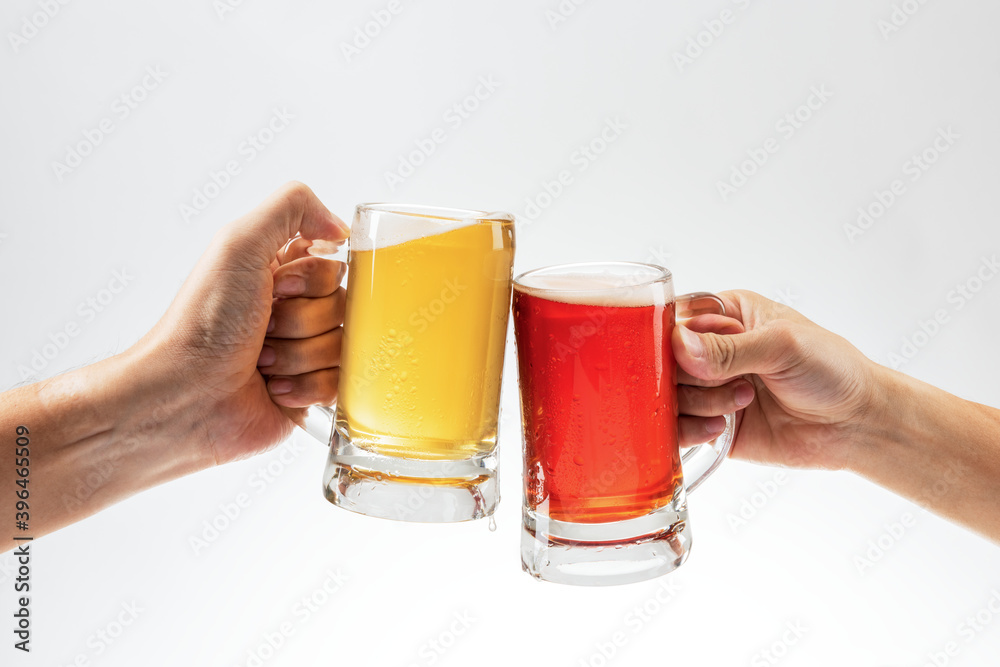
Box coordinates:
[267,368,340,408]
[672,319,802,384]
[674,316,745,386]
[682,314,745,335]
[225,181,350,267]
[678,378,755,417]
[277,236,313,264]
[678,415,728,448]
[677,369,732,387]
[258,328,342,376]
[272,256,346,298]
[269,288,346,338]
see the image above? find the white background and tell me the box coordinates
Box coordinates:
[2,1,1000,665]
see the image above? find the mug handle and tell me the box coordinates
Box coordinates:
[675,292,737,494]
[296,236,351,446]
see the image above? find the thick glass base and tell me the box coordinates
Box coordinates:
[322,429,498,523]
[521,505,691,586]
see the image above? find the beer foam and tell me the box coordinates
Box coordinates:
[348,205,507,251]
[515,271,671,307]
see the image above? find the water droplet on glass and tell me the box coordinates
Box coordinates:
[488,515,497,532]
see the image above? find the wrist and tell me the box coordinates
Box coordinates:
[845,361,915,477]
[105,342,217,480]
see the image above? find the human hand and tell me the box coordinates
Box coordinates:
[137,182,350,465]
[673,290,882,470]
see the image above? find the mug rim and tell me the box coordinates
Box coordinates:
[513,261,672,294]
[356,202,515,223]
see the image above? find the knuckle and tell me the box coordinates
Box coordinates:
[281,180,311,200]
[767,319,802,360]
[704,333,737,378]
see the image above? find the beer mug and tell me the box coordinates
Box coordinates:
[512,262,735,585]
[304,204,516,523]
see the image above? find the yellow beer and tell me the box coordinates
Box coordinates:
[336,219,515,460]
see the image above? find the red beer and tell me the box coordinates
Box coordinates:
[513,285,681,524]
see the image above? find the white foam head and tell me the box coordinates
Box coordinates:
[350,204,512,251]
[514,264,673,307]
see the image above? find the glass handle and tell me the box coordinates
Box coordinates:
[303,405,336,446]
[295,233,350,446]
[676,291,736,494]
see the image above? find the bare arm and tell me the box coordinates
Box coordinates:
[854,367,1000,539]
[1,351,208,552]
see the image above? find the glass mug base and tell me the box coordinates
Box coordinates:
[322,429,499,523]
[520,505,692,586]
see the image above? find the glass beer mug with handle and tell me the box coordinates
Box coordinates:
[302,203,516,523]
[512,262,735,585]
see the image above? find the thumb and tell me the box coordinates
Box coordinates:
[223,181,350,267]
[674,320,798,382]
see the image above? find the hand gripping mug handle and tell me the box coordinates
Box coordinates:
[296,235,351,446]
[675,292,736,493]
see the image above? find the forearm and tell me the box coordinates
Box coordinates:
[1,347,211,552]
[852,365,1000,542]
